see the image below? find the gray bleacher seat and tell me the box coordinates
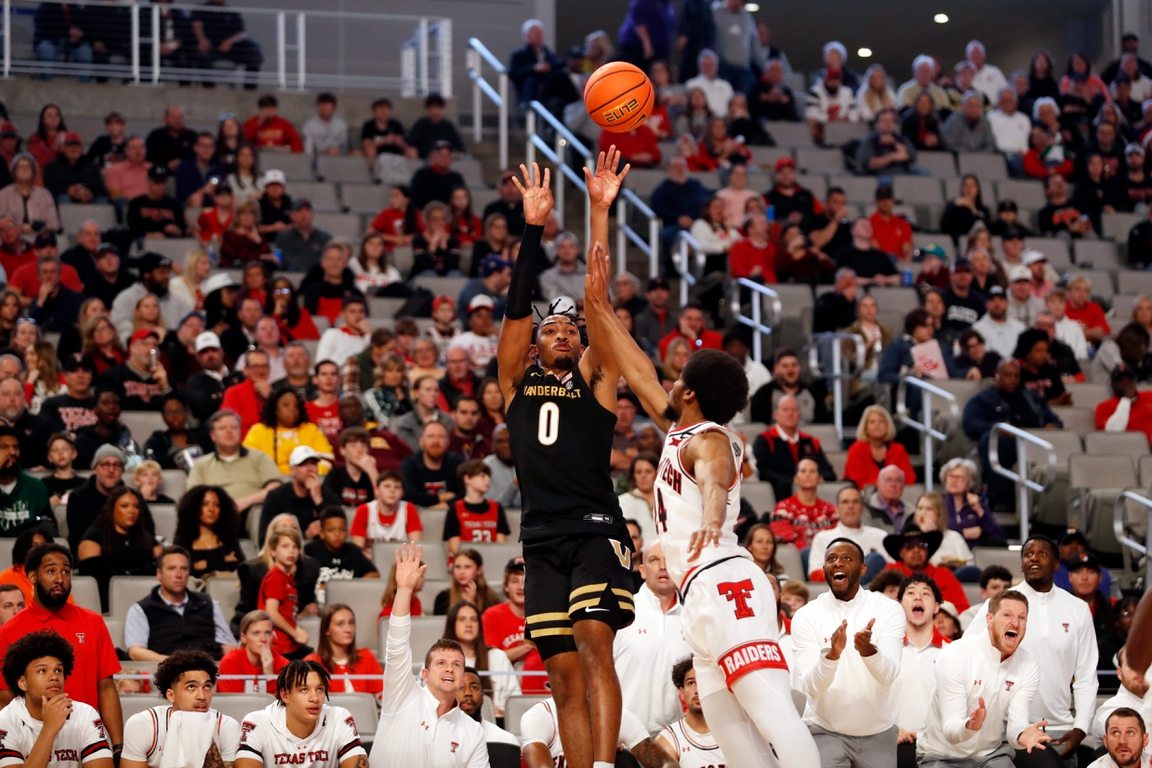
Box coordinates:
[504,695,551,737]
[269,153,314,182]
[299,615,321,646]
[1103,212,1143,241]
[1084,431,1151,456]
[1115,270,1152,297]
[742,482,776,515]
[1140,454,1152,485]
[838,176,879,204]
[795,148,845,174]
[374,541,449,580]
[413,276,468,298]
[161,470,187,500]
[957,153,1008,180]
[805,423,842,450]
[1068,453,1137,549]
[732,422,766,443]
[288,181,340,212]
[325,580,387,648]
[451,158,486,189]
[141,238,199,263]
[465,542,524,572]
[972,547,1022,578]
[1068,269,1115,301]
[151,505,177,541]
[815,481,852,504]
[316,156,372,184]
[892,176,944,205]
[330,694,380,742]
[106,618,125,647]
[825,451,848,478]
[421,509,448,542]
[912,233,956,260]
[765,122,814,148]
[119,694,161,721]
[210,694,274,724]
[1052,406,1095,437]
[72,575,100,612]
[622,169,667,198]
[824,122,869,146]
[0,541,11,571]
[341,184,389,215]
[994,179,1047,211]
[1074,240,1122,270]
[943,176,997,205]
[1025,428,1083,465]
[748,146,793,169]
[59,203,117,234]
[377,615,445,660]
[914,152,958,176]
[367,297,408,319]
[121,411,166,444]
[796,173,828,200]
[1027,237,1072,270]
[391,246,414,276]
[110,575,160,619]
[313,213,362,241]
[867,286,920,315]
[300,339,320,360]
[1066,383,1110,411]
[208,578,241,622]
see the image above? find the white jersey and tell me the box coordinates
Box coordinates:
[658,719,726,768]
[122,706,241,768]
[520,698,649,766]
[654,420,749,587]
[0,698,111,768]
[238,703,365,768]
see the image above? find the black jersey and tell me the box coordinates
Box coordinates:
[506,363,627,542]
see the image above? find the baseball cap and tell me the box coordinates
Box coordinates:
[63,132,82,145]
[34,231,57,249]
[202,272,238,295]
[195,331,222,353]
[874,184,894,200]
[825,66,842,78]
[96,242,120,259]
[648,276,671,291]
[997,200,1018,213]
[500,171,517,184]
[291,198,313,212]
[130,328,160,345]
[1112,364,1137,383]
[137,252,172,274]
[774,156,796,172]
[261,169,286,186]
[986,285,1006,298]
[1127,142,1146,157]
[1069,552,1101,572]
[0,122,18,139]
[62,353,96,373]
[431,296,455,312]
[1022,249,1047,266]
[1001,225,1025,240]
[147,165,169,183]
[432,140,454,152]
[938,601,960,622]
[914,244,947,261]
[1115,72,1134,85]
[289,445,323,467]
[1057,530,1089,547]
[952,258,972,273]
[468,294,496,312]
[91,444,126,469]
[504,556,526,574]
[481,254,512,277]
[1009,265,1031,282]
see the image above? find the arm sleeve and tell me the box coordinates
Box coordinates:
[495,504,510,535]
[1071,606,1100,734]
[123,603,150,649]
[405,503,423,534]
[79,711,114,764]
[936,653,977,745]
[506,223,543,319]
[120,712,154,762]
[237,717,265,761]
[519,704,555,748]
[620,710,650,751]
[790,607,839,698]
[217,716,241,762]
[807,535,828,580]
[333,710,367,764]
[1006,659,1042,749]
[95,622,122,682]
[442,506,461,539]
[382,614,418,714]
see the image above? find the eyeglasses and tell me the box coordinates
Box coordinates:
[274,288,292,296]
[95,460,124,470]
[902,540,930,550]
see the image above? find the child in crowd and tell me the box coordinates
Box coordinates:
[43,432,83,507]
[444,460,510,557]
[257,528,310,661]
[369,184,422,252]
[779,580,810,617]
[304,507,380,601]
[427,296,459,354]
[350,470,424,557]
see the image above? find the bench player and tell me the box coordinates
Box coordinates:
[657,658,727,767]
[584,243,822,767]
[496,152,635,768]
[520,697,677,768]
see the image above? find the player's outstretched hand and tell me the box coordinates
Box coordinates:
[1019,721,1051,753]
[512,163,553,226]
[584,145,631,209]
[395,542,427,591]
[686,525,722,563]
[585,241,611,308]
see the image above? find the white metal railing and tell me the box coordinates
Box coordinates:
[732,277,781,367]
[674,230,703,308]
[1115,490,1152,588]
[896,377,959,492]
[466,38,507,171]
[806,332,865,444]
[524,100,660,277]
[987,422,1057,541]
[1,0,450,93]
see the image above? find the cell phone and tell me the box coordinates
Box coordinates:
[150,348,158,370]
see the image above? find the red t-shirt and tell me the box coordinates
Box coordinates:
[869,212,913,259]
[370,208,424,250]
[242,116,303,152]
[444,500,508,543]
[379,595,422,618]
[304,650,384,696]
[1065,301,1111,335]
[657,328,724,359]
[216,646,289,693]
[843,440,916,488]
[306,400,343,449]
[197,207,234,244]
[0,247,36,280]
[770,496,838,550]
[9,261,83,297]
[351,500,423,542]
[728,240,777,282]
[258,566,300,655]
[0,602,120,707]
[1096,393,1152,444]
[482,601,525,653]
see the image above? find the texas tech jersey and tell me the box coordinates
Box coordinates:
[238,703,365,768]
[506,364,626,542]
[654,421,749,586]
[659,719,727,768]
[0,698,111,768]
[122,706,241,768]
[519,698,648,767]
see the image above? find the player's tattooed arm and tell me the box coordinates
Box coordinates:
[632,738,679,768]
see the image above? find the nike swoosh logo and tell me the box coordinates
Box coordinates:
[584,608,609,613]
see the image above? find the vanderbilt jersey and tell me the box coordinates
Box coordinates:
[506,364,626,542]
[122,706,241,767]
[239,703,365,768]
[519,698,649,767]
[660,719,727,768]
[654,421,749,587]
[0,698,111,768]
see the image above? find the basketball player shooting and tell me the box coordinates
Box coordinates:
[584,243,822,767]
[495,150,636,768]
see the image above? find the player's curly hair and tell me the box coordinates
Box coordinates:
[153,650,218,698]
[275,660,330,705]
[2,630,74,696]
[680,349,749,425]
[671,656,694,690]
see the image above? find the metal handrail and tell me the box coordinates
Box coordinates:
[466,38,508,171]
[1115,490,1152,588]
[806,332,865,444]
[673,229,703,307]
[896,377,960,492]
[987,423,1057,542]
[731,278,780,367]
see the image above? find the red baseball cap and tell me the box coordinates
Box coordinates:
[129,328,159,345]
[775,156,796,172]
[432,296,455,311]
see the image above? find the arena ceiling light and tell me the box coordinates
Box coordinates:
[744,3,760,11]
[934,13,950,23]
[857,48,873,58]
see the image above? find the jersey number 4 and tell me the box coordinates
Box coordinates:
[537,402,559,446]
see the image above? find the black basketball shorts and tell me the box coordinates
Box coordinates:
[522,533,637,661]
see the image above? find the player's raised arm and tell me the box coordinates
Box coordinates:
[682,430,739,560]
[497,163,553,405]
[584,241,673,432]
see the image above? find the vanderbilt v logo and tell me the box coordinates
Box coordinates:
[610,540,632,569]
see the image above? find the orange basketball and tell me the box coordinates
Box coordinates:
[584,62,655,133]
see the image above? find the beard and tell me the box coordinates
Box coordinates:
[147,280,169,300]
[34,578,68,610]
[0,405,22,424]
[662,405,678,422]
[546,353,576,371]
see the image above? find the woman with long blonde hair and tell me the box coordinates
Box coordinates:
[661,337,691,389]
[124,293,166,345]
[23,340,64,413]
[170,249,212,311]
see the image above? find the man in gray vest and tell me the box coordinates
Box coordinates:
[124,546,237,661]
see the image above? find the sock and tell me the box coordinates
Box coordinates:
[593,763,614,768]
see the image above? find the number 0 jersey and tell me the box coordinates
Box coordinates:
[654,420,750,587]
[506,364,626,542]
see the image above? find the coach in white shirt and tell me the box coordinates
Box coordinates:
[791,536,906,767]
[369,544,487,768]
[888,573,949,761]
[973,536,1099,760]
[919,590,1051,766]
[1091,708,1149,768]
[613,540,692,736]
[1092,646,1150,753]
[807,486,891,582]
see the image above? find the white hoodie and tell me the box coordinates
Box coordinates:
[918,625,1040,759]
[790,587,906,736]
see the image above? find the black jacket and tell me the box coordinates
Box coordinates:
[186,369,244,422]
[257,483,342,546]
[43,157,106,201]
[136,586,222,658]
[752,427,837,503]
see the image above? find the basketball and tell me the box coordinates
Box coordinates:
[583,62,655,133]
